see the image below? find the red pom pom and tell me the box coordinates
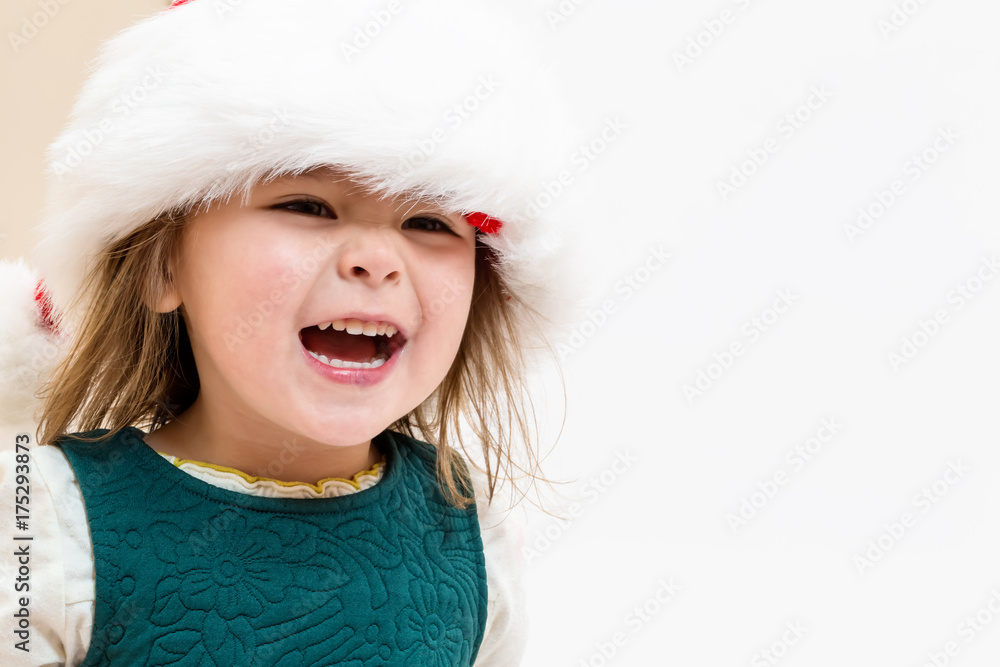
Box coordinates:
[465,212,503,235]
[33,280,58,334]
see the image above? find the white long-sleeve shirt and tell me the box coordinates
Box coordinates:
[0,435,528,666]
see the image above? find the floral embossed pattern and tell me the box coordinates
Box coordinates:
[58,427,488,667]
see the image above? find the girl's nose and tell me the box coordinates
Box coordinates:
[349,262,401,283]
[336,225,403,286]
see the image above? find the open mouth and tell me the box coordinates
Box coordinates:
[299,319,407,370]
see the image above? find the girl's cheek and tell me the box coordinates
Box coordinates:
[426,271,475,333]
[243,236,304,289]
[218,244,302,342]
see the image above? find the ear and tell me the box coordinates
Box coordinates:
[151,261,182,313]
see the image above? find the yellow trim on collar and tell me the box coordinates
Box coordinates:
[156,452,385,493]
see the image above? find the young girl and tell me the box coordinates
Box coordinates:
[0,0,582,665]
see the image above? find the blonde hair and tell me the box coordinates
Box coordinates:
[36,202,566,511]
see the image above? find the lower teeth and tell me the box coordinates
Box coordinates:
[307,350,389,369]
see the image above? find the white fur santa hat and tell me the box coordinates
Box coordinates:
[1,0,588,431]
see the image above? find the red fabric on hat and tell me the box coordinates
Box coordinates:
[33,280,59,334]
[465,212,503,235]
[464,213,509,299]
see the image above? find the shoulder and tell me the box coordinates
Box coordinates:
[32,438,82,474]
[384,430,528,664]
[385,429,479,497]
[386,428,447,469]
[52,427,124,451]
[465,463,530,666]
[384,429,525,545]
[52,428,141,477]
[19,443,92,572]
[0,437,96,665]
[1,436,85,500]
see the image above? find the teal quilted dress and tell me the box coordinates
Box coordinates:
[57,427,488,666]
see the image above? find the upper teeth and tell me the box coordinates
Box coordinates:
[317,319,398,337]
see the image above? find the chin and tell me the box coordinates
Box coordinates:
[292,416,393,448]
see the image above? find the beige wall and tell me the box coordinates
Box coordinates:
[0,0,167,263]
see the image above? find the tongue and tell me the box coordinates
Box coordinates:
[301,327,377,363]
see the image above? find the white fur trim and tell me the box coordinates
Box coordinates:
[0,259,67,429]
[32,0,589,357]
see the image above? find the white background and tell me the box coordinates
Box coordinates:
[516,1,1000,666]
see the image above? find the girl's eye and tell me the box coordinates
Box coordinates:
[403,216,456,234]
[274,199,336,218]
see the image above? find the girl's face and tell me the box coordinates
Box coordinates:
[159,168,477,451]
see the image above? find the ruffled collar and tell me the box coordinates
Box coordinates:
[155,450,386,500]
